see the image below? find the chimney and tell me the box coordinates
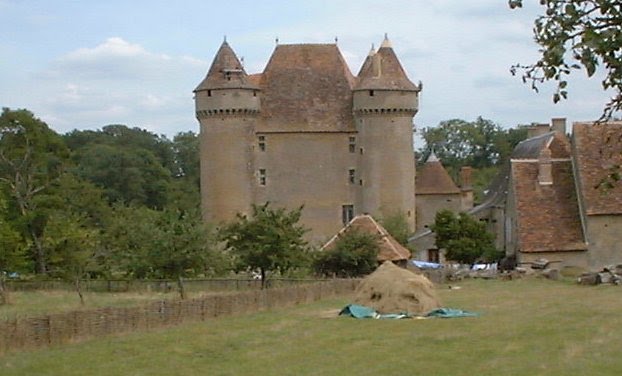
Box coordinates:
[551,117,566,135]
[527,123,550,139]
[460,166,472,189]
[538,147,553,185]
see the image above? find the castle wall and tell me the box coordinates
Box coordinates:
[253,132,357,244]
[198,116,255,224]
[585,215,622,268]
[355,114,416,231]
[415,193,462,232]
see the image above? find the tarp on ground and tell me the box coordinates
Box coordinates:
[425,308,479,318]
[339,304,478,319]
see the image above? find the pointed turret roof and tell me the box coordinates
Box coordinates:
[416,154,461,195]
[321,214,411,262]
[355,35,418,91]
[195,41,258,92]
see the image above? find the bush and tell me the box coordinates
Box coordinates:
[313,230,379,278]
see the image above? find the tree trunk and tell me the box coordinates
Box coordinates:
[32,231,46,274]
[260,268,267,290]
[177,276,187,300]
[74,277,84,306]
[0,276,10,305]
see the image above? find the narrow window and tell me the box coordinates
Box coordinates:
[348,136,356,153]
[359,179,363,186]
[253,90,257,97]
[348,169,355,184]
[258,135,266,152]
[207,90,212,97]
[369,90,374,96]
[259,169,266,186]
[359,147,364,155]
[342,205,354,225]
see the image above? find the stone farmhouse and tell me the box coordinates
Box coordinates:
[476,119,622,269]
[194,36,422,242]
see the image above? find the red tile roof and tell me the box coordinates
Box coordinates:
[195,42,258,91]
[257,44,355,132]
[321,214,411,262]
[573,121,622,215]
[354,46,418,91]
[416,156,460,195]
[512,160,586,253]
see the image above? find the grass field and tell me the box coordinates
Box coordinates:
[2,277,622,375]
[0,290,181,321]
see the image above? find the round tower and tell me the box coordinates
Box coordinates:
[194,40,260,224]
[353,35,421,231]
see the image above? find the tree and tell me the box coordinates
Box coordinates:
[313,230,379,278]
[0,194,26,305]
[430,210,500,265]
[219,203,309,288]
[420,117,526,170]
[145,209,224,299]
[45,212,99,305]
[380,211,413,250]
[0,108,69,274]
[509,0,622,120]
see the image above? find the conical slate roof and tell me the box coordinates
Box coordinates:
[195,41,258,91]
[355,35,418,91]
[416,152,461,194]
[321,214,411,262]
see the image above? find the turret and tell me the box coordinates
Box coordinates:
[353,35,421,231]
[194,40,260,224]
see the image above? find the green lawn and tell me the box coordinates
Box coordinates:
[0,290,181,321]
[2,278,622,375]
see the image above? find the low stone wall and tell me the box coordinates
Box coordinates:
[0,279,359,355]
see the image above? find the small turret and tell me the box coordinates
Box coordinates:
[194,40,260,120]
[353,34,421,114]
[353,35,419,231]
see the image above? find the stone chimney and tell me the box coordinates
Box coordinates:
[527,123,550,139]
[538,147,553,185]
[460,166,472,189]
[460,166,474,210]
[551,117,566,135]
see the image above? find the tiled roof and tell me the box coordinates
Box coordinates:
[573,121,622,215]
[512,131,570,159]
[321,214,411,262]
[354,44,418,91]
[512,160,586,253]
[257,44,355,132]
[416,156,460,195]
[195,41,258,91]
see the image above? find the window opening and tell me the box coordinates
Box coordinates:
[259,169,266,186]
[348,136,356,153]
[342,205,354,225]
[348,169,355,184]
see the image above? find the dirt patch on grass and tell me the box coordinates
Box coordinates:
[353,262,441,315]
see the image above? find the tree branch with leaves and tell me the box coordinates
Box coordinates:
[509,0,622,120]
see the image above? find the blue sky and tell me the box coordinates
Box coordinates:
[0,0,614,139]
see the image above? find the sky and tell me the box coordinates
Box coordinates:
[0,0,615,140]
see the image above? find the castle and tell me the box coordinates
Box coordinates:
[194,36,422,242]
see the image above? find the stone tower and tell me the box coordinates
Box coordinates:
[194,40,260,223]
[352,35,421,231]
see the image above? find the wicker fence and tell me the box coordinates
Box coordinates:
[0,279,359,355]
[6,278,321,293]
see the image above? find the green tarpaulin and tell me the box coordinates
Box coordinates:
[339,304,478,319]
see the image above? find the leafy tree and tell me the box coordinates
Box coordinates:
[430,210,500,265]
[0,194,26,305]
[0,108,69,274]
[420,117,527,171]
[509,0,622,119]
[313,230,379,278]
[219,203,309,288]
[45,212,99,305]
[144,209,225,299]
[380,211,414,250]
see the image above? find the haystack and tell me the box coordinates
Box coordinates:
[353,261,441,315]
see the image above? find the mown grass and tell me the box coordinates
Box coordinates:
[0,290,181,321]
[2,277,622,375]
